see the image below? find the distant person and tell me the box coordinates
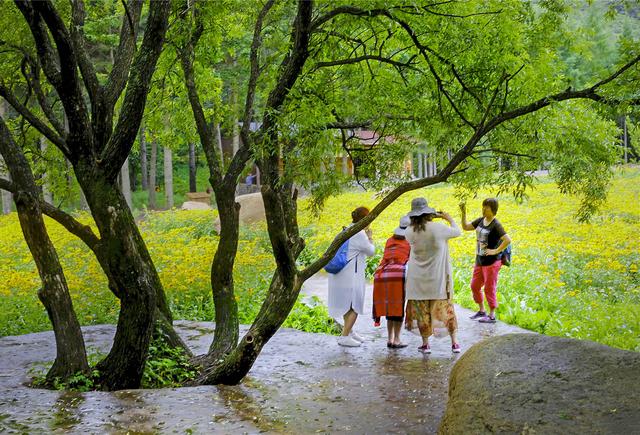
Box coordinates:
[460,198,512,323]
[404,198,462,354]
[373,215,411,349]
[245,174,255,185]
[328,206,376,347]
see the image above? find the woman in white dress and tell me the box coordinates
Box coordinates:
[328,206,376,347]
[404,197,462,354]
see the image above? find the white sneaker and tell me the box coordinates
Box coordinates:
[350,331,365,343]
[337,336,361,347]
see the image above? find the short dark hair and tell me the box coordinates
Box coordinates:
[482,198,499,215]
[351,206,370,223]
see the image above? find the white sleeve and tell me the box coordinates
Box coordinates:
[440,222,461,239]
[351,230,376,257]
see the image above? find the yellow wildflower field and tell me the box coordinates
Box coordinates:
[297,167,639,351]
[1,168,638,350]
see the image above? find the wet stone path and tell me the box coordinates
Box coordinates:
[0,274,530,434]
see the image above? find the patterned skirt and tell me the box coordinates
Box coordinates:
[405,299,458,338]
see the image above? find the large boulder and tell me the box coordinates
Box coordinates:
[211,192,266,232]
[236,192,266,224]
[439,333,640,434]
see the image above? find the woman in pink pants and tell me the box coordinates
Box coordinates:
[460,198,511,323]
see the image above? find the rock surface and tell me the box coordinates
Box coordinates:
[439,333,640,434]
[211,192,266,232]
[180,201,212,210]
[236,192,265,224]
[0,275,531,434]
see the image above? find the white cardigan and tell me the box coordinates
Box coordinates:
[327,229,376,319]
[405,221,461,300]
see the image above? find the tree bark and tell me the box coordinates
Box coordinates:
[76,169,157,389]
[163,146,173,208]
[206,189,240,358]
[0,117,89,383]
[149,137,157,209]
[189,143,197,192]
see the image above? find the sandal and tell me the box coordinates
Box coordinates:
[479,315,496,323]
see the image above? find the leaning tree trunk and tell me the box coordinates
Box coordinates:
[202,187,241,361]
[0,120,89,383]
[74,167,186,389]
[194,182,304,385]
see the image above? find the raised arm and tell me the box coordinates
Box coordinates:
[437,211,462,238]
[459,202,475,231]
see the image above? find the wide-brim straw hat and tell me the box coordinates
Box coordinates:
[393,215,411,236]
[407,197,436,217]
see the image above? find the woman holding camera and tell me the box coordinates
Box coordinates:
[404,197,462,354]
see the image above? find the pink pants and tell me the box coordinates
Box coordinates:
[470,261,502,309]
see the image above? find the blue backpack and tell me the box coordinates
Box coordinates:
[324,240,351,274]
[501,244,512,267]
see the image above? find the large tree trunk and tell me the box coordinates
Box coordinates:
[149,138,157,209]
[164,147,173,208]
[76,169,158,390]
[140,125,148,190]
[204,188,241,360]
[189,143,197,192]
[0,119,89,383]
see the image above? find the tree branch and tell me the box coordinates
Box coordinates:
[310,7,389,31]
[300,54,640,283]
[313,54,420,71]
[18,0,93,154]
[69,0,100,108]
[485,54,640,132]
[40,201,101,251]
[177,6,223,186]
[100,0,170,180]
[104,0,144,108]
[387,12,476,128]
[0,84,68,154]
[21,56,65,136]
[241,0,276,143]
[14,1,62,88]
[0,166,100,250]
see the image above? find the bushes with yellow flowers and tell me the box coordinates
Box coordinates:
[0,208,337,337]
